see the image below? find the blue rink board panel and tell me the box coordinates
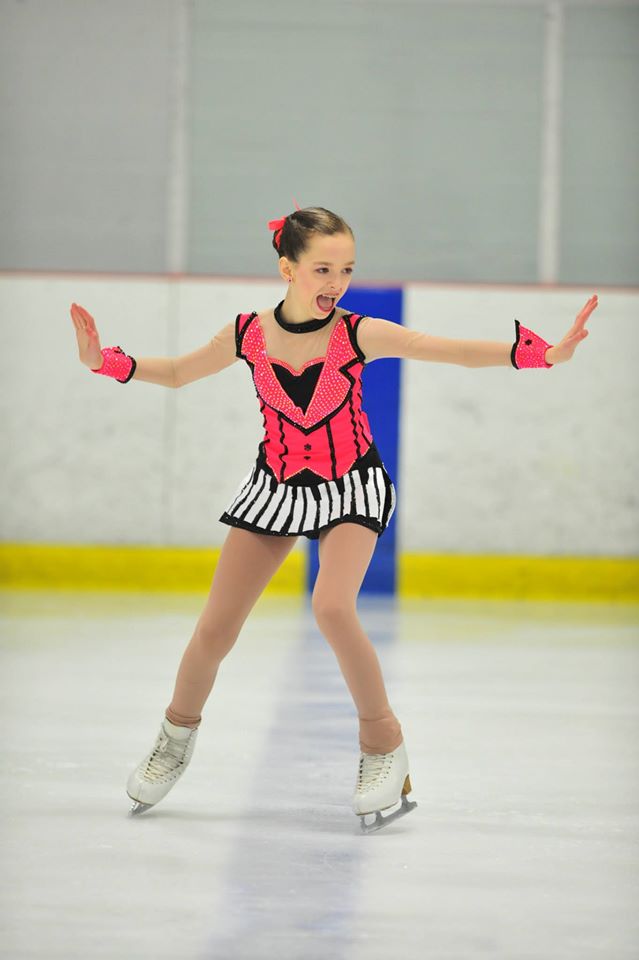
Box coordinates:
[307,286,403,596]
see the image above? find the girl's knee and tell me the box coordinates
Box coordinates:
[193,619,238,661]
[311,591,356,630]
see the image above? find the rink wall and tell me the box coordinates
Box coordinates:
[1,272,638,600]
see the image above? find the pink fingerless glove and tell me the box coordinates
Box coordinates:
[511,320,553,369]
[91,346,136,383]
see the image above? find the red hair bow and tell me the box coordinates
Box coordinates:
[268,216,286,249]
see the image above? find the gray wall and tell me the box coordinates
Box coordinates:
[1,0,637,286]
[560,5,639,284]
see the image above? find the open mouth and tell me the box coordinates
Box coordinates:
[316,295,336,313]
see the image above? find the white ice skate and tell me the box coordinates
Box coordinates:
[352,740,417,834]
[126,716,199,816]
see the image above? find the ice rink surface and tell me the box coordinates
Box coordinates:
[1,589,638,960]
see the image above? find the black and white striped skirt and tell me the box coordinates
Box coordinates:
[219,441,396,540]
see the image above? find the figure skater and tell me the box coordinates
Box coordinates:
[70,206,598,833]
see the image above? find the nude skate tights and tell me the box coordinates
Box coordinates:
[166,524,402,754]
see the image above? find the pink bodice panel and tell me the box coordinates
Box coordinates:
[236,311,374,482]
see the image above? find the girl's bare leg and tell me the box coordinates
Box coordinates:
[311,523,403,755]
[166,527,299,727]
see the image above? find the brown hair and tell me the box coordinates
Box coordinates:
[271,207,354,262]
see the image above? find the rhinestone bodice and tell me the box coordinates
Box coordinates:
[235,310,374,483]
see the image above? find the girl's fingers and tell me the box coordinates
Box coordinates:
[566,320,583,338]
[572,299,596,333]
[71,302,96,332]
[71,303,85,325]
[579,295,598,319]
[579,295,597,310]
[559,330,588,358]
[70,304,97,348]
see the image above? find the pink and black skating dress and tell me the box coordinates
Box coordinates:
[219,303,396,540]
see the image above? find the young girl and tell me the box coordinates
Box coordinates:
[71,206,598,833]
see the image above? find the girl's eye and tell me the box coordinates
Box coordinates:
[316,268,353,274]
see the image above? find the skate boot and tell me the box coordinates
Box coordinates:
[126,716,199,816]
[352,740,417,834]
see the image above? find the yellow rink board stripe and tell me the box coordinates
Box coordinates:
[400,553,639,602]
[0,543,302,595]
[0,544,637,602]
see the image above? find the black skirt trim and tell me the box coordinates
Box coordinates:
[218,512,385,540]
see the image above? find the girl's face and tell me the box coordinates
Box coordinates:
[281,232,356,319]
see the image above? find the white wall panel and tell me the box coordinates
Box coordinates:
[1,275,171,543]
[1,275,636,556]
[400,283,639,555]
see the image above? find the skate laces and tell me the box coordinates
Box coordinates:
[144,731,192,781]
[357,752,393,792]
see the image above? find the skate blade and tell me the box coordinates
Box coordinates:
[359,795,417,834]
[128,800,154,817]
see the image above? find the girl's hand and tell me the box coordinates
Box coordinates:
[70,302,104,370]
[546,294,598,365]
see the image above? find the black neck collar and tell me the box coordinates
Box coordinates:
[274,300,336,333]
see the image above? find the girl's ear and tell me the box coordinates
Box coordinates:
[279,257,294,284]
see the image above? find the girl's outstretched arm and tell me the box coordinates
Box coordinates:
[356,295,598,368]
[71,302,238,387]
[171,323,238,386]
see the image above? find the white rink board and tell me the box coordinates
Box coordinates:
[399,284,638,555]
[1,275,637,555]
